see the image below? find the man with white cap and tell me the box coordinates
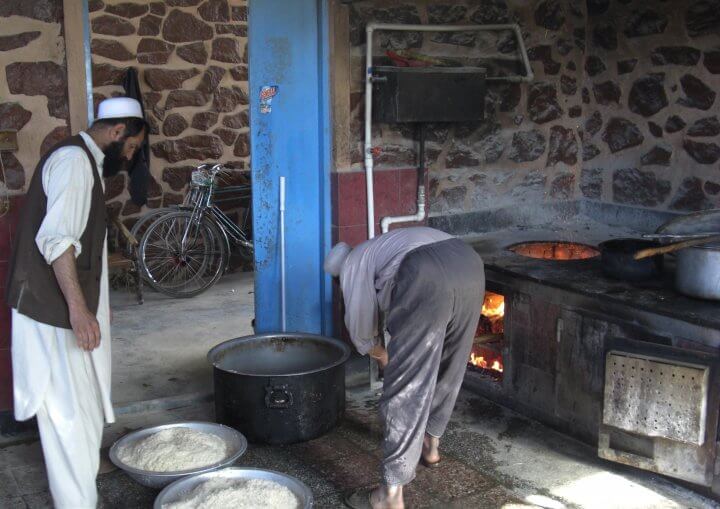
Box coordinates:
[5,97,147,508]
[327,227,485,509]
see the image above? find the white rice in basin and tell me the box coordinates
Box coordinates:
[162,477,300,509]
[118,427,229,472]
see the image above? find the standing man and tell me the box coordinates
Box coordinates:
[326,227,485,509]
[5,97,147,508]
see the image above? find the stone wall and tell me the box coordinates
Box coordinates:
[90,0,250,225]
[341,0,720,223]
[0,1,69,413]
[580,0,720,212]
[344,0,585,221]
[0,0,69,195]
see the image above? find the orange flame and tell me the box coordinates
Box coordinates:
[482,293,505,320]
[469,352,504,373]
[470,292,505,374]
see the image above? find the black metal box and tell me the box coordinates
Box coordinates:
[372,66,486,123]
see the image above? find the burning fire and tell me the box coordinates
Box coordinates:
[482,293,505,321]
[469,292,505,375]
[469,352,504,372]
[509,241,599,261]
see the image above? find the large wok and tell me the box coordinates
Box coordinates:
[598,238,664,281]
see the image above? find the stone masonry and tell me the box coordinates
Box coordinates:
[90,0,249,226]
[0,0,71,413]
[582,0,720,212]
[346,1,585,218]
[0,0,69,195]
[344,0,720,219]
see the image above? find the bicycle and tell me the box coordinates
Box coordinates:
[136,164,253,298]
[129,163,214,241]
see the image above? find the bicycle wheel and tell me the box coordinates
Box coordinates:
[130,208,172,242]
[129,207,184,282]
[138,210,228,298]
[130,205,193,243]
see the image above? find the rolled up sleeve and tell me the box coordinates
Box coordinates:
[35,148,94,265]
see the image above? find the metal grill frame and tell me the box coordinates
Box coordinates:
[598,338,720,487]
[602,351,709,445]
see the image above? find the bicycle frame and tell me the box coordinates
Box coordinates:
[135,163,253,298]
[210,206,252,248]
[182,166,252,253]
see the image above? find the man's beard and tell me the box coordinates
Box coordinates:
[102,140,129,178]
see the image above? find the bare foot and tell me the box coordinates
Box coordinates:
[422,434,440,465]
[370,484,404,509]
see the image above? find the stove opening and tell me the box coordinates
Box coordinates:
[469,291,505,381]
[508,241,599,260]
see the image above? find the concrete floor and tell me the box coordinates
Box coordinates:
[110,270,255,407]
[3,242,717,507]
[0,387,715,508]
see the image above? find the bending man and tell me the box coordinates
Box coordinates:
[326,226,485,509]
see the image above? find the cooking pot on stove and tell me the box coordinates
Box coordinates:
[675,243,720,300]
[598,239,664,281]
[652,209,720,300]
[208,333,351,445]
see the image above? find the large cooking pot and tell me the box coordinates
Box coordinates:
[598,239,664,281]
[675,243,720,300]
[208,333,351,445]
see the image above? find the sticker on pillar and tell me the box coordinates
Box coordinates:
[260,85,279,114]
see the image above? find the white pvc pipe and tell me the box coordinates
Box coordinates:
[365,25,376,239]
[364,23,533,240]
[381,186,426,234]
[279,176,286,332]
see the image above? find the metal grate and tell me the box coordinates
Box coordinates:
[602,351,709,445]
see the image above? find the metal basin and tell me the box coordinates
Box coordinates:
[109,421,248,489]
[208,333,350,376]
[208,333,350,445]
[154,467,313,508]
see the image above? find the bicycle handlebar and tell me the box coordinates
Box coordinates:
[195,162,249,174]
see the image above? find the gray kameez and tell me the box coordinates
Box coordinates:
[339,229,485,486]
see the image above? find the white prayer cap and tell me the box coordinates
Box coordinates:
[97,97,143,120]
[324,242,351,277]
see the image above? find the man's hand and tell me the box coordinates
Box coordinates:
[70,305,101,351]
[51,246,101,352]
[370,345,388,370]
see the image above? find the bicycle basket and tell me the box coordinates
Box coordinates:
[191,169,215,188]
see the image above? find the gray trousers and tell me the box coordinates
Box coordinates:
[380,239,484,485]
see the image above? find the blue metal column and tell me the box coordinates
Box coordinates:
[249,0,333,335]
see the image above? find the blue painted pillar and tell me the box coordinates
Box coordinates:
[249,0,333,335]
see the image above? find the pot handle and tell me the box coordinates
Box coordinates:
[265,385,294,409]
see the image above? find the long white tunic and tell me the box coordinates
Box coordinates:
[12,131,114,425]
[339,227,452,355]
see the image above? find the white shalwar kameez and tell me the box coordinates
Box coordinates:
[11,131,114,509]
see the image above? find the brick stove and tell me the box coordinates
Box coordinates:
[461,220,720,496]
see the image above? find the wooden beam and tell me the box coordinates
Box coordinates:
[329,0,351,171]
[63,0,90,133]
